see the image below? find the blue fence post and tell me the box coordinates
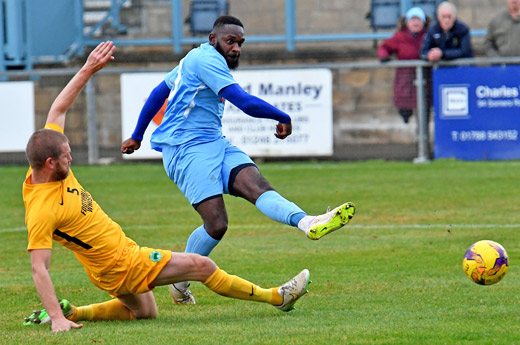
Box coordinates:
[111,0,120,30]
[400,0,412,14]
[76,0,85,56]
[4,0,27,67]
[171,0,183,54]
[23,0,33,71]
[110,0,127,33]
[0,1,5,72]
[285,0,296,52]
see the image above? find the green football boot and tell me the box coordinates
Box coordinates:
[306,202,356,240]
[23,299,73,325]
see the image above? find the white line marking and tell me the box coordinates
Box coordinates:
[3,223,520,234]
[0,226,27,233]
[351,224,520,229]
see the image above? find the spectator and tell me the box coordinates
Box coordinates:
[378,7,431,123]
[485,0,520,56]
[420,2,473,61]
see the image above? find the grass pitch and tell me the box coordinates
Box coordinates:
[1,160,519,344]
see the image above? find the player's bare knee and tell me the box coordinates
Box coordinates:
[147,307,158,319]
[205,218,228,240]
[133,305,158,319]
[214,220,228,235]
[135,311,157,320]
[192,255,217,279]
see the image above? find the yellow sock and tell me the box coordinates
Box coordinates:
[271,287,283,306]
[68,299,135,321]
[203,267,283,305]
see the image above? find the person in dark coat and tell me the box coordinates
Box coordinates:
[378,7,432,123]
[420,1,473,61]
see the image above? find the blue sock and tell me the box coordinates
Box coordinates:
[255,190,306,227]
[185,225,220,256]
[290,212,306,227]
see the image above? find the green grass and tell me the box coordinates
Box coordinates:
[1,160,520,344]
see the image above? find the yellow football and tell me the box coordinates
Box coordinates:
[462,240,509,285]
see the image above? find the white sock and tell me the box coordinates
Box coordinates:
[297,215,316,233]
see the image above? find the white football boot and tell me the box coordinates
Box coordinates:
[274,269,310,312]
[169,281,196,305]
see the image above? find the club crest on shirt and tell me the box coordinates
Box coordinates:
[150,251,162,262]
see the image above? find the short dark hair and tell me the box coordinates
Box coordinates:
[212,15,243,31]
[26,129,69,170]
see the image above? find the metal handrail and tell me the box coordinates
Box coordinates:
[3,57,520,78]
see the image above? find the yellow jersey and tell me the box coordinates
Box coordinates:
[23,124,129,275]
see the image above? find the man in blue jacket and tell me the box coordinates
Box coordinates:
[420,1,473,61]
[121,15,355,305]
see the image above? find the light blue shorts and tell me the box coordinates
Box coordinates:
[161,137,255,205]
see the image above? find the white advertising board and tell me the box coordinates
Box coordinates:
[0,81,35,152]
[120,68,333,159]
[224,68,333,156]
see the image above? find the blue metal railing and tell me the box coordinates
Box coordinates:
[0,1,5,72]
[83,0,487,54]
[84,0,128,39]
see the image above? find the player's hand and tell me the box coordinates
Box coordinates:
[51,317,83,332]
[84,41,116,74]
[121,137,142,154]
[275,122,292,140]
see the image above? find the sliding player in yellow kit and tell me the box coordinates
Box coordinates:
[22,41,310,332]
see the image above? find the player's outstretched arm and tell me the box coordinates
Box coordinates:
[219,83,292,140]
[31,249,83,332]
[46,41,116,129]
[121,80,170,154]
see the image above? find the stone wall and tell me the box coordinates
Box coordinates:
[133,0,506,51]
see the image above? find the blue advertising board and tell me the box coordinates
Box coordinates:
[434,65,520,160]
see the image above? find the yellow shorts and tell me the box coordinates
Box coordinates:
[85,238,172,296]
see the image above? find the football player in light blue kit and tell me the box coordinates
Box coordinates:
[122,15,355,304]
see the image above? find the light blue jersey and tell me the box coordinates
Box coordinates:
[151,43,237,151]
